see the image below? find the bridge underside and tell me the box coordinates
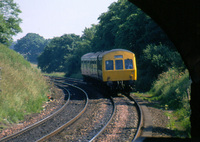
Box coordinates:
[128,0,200,139]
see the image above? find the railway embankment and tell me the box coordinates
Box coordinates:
[132,92,190,140]
[0,44,52,136]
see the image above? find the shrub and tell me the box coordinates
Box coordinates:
[150,68,191,137]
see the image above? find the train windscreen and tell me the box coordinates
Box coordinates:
[125,59,133,69]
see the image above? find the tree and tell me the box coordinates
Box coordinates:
[136,44,185,91]
[0,0,22,45]
[14,33,49,63]
[38,34,81,73]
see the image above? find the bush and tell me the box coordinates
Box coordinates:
[136,44,185,91]
[150,68,190,109]
[149,68,191,137]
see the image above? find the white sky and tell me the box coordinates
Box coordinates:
[13,0,117,41]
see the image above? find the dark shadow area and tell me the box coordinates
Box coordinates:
[142,137,191,142]
[128,0,199,138]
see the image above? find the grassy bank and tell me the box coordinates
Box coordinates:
[0,44,49,129]
[135,68,191,137]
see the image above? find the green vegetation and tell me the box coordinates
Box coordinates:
[135,68,191,137]
[0,44,49,128]
[4,0,190,136]
[37,26,95,76]
[149,68,191,137]
[14,33,50,63]
[44,72,65,78]
[36,0,176,89]
[150,69,190,109]
[0,0,22,45]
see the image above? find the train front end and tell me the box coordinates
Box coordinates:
[101,49,137,94]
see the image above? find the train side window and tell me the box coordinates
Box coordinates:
[125,59,133,69]
[115,60,123,70]
[105,60,113,70]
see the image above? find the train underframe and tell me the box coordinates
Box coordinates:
[106,80,135,95]
[83,75,135,96]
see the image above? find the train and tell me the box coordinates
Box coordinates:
[81,49,137,95]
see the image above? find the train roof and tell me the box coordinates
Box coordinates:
[81,53,94,60]
[98,49,134,58]
[81,49,134,60]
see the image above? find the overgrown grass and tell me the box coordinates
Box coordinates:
[44,71,83,79]
[149,68,191,137]
[150,68,191,109]
[0,44,49,127]
[44,72,65,77]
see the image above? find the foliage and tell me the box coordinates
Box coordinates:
[150,68,190,109]
[14,33,49,63]
[92,0,172,54]
[37,25,95,74]
[44,72,65,78]
[149,68,191,137]
[137,44,185,91]
[0,0,22,45]
[38,34,81,73]
[89,0,178,91]
[0,44,49,125]
[37,0,184,91]
[64,25,96,76]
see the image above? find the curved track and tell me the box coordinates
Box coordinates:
[0,76,143,142]
[47,77,116,141]
[50,77,143,141]
[0,79,88,142]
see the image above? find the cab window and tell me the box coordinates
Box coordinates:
[125,59,133,69]
[115,60,123,70]
[105,60,113,70]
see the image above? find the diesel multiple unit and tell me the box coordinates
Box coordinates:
[81,49,137,94]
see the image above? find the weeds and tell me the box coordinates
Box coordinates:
[150,68,191,137]
[0,44,49,127]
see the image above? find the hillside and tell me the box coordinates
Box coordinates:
[0,44,49,129]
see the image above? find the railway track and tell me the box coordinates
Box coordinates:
[0,79,88,142]
[49,77,143,141]
[47,77,116,141]
[0,77,143,141]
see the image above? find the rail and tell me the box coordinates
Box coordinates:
[125,95,143,141]
[89,96,116,142]
[37,79,89,141]
[0,82,70,142]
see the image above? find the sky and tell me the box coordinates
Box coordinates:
[13,0,117,41]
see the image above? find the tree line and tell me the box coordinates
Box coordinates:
[1,0,190,134]
[37,0,184,91]
[5,0,185,91]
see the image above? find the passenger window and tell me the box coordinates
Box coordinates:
[115,60,123,70]
[125,59,133,69]
[105,60,113,70]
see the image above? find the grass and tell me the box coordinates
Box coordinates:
[43,72,66,77]
[134,68,191,138]
[0,44,49,128]
[44,71,83,79]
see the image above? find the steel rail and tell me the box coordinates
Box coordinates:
[36,80,89,142]
[0,83,70,142]
[48,76,84,84]
[52,77,143,141]
[89,96,116,142]
[125,95,143,141]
